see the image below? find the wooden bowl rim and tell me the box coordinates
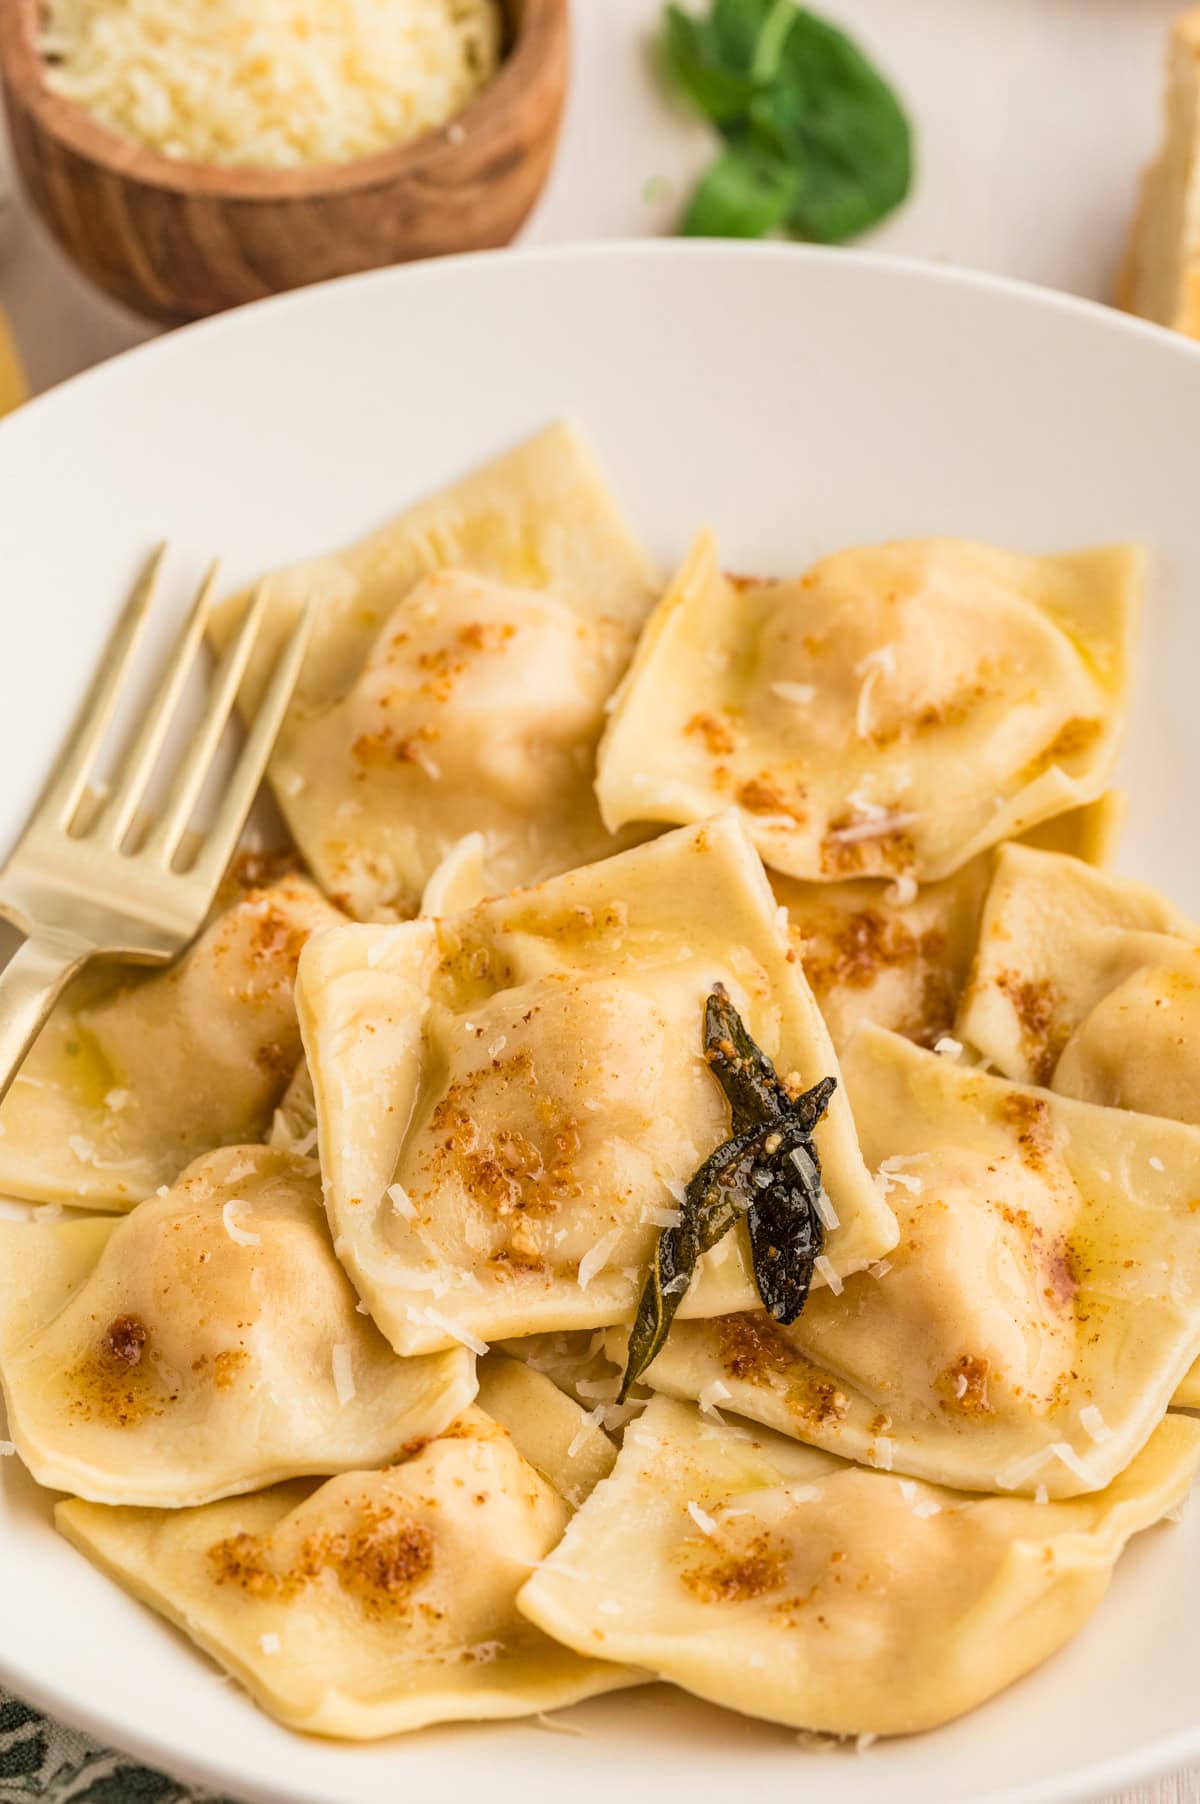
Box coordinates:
[0,0,568,199]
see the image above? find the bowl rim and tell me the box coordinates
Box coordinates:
[3,238,1200,1804]
[0,0,567,199]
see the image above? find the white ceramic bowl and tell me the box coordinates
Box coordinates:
[2,242,1199,1804]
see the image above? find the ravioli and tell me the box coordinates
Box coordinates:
[57,1411,637,1739]
[596,533,1141,884]
[957,842,1200,1110]
[0,1147,475,1506]
[518,1396,1199,1737]
[475,1353,617,1506]
[495,1330,628,1412]
[268,1059,318,1155]
[297,814,896,1357]
[209,424,660,921]
[775,795,1125,1049]
[628,1026,1200,1497]
[0,871,342,1209]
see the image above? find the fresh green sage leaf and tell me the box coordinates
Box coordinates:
[753,10,912,241]
[682,143,800,239]
[709,0,785,74]
[663,6,760,123]
[662,0,913,245]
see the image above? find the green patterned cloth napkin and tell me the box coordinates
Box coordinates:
[0,1692,237,1804]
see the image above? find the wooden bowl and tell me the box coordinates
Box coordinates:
[0,0,569,325]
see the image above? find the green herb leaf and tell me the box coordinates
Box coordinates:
[744,1108,833,1322]
[618,988,839,1398]
[681,144,800,239]
[704,980,788,1131]
[661,0,913,245]
[663,5,760,123]
[709,0,786,74]
[619,1123,768,1399]
[757,10,913,242]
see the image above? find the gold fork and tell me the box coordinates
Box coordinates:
[0,549,311,1106]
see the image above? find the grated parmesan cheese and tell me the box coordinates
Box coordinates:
[697,1378,732,1415]
[535,1712,589,1738]
[41,0,504,170]
[387,1182,417,1220]
[995,1447,1053,1491]
[405,1304,488,1356]
[686,1500,718,1536]
[813,1253,842,1295]
[1049,1440,1102,1486]
[795,1730,841,1754]
[0,1440,15,1456]
[567,1408,606,1458]
[877,1156,923,1195]
[221,1199,260,1248]
[258,1632,281,1656]
[331,1342,356,1406]
[770,681,816,706]
[1079,1404,1112,1444]
[885,874,919,906]
[577,1229,623,1291]
[810,1186,840,1231]
[828,809,920,846]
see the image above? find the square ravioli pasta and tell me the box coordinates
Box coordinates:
[626,1025,1200,1498]
[296,814,896,1356]
[773,794,1125,1050]
[0,1147,474,1506]
[596,531,1141,884]
[209,423,661,921]
[956,842,1200,1115]
[517,1396,1200,1738]
[0,867,342,1208]
[56,1408,638,1738]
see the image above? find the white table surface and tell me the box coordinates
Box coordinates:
[0,3,1193,1800]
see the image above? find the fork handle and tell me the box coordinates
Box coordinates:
[0,930,91,1108]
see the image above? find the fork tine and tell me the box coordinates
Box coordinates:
[91,560,220,850]
[189,602,315,899]
[141,579,275,865]
[37,544,166,829]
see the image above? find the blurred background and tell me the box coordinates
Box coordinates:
[0,0,1188,394]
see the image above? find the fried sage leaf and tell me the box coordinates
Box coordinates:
[744,1114,830,1323]
[704,982,788,1130]
[619,1126,760,1400]
[619,988,836,1397]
